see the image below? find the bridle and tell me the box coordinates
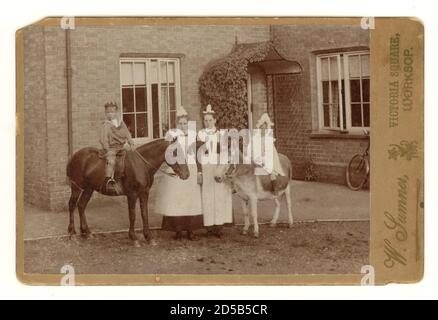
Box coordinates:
[224,163,237,180]
[133,149,179,178]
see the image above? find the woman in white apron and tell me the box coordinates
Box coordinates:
[154,106,203,240]
[198,105,233,238]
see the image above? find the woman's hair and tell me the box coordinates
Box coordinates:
[203,112,217,120]
[177,114,188,122]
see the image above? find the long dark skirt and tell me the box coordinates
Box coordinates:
[161,215,204,232]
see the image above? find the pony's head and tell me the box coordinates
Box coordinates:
[164,138,190,180]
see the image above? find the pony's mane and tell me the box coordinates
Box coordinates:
[136,138,167,153]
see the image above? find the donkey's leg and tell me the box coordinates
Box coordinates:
[77,189,94,238]
[241,199,250,235]
[139,190,155,245]
[285,185,293,227]
[67,185,81,237]
[127,193,140,247]
[270,198,281,227]
[249,197,259,238]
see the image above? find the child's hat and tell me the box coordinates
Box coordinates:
[256,113,274,128]
[176,106,188,118]
[104,101,118,109]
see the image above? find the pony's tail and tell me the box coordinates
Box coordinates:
[66,155,74,185]
[66,157,72,178]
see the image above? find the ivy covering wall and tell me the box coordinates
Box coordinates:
[199,41,273,130]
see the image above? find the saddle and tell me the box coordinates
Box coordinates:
[98,148,127,180]
[255,166,290,195]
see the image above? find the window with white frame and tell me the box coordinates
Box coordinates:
[316,51,370,132]
[120,58,181,141]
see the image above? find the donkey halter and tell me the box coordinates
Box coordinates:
[224,163,237,179]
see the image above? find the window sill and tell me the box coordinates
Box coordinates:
[309,131,369,140]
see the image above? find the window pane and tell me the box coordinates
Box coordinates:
[362,78,370,102]
[170,111,176,129]
[320,56,342,81]
[135,86,147,112]
[122,87,134,112]
[330,56,341,80]
[169,86,176,111]
[363,103,370,127]
[331,81,340,127]
[350,79,361,102]
[152,84,160,138]
[150,60,158,84]
[123,114,135,137]
[341,80,346,130]
[136,113,148,138]
[331,81,339,105]
[161,86,169,115]
[167,62,175,84]
[322,81,329,103]
[348,55,361,78]
[160,61,168,84]
[121,63,133,85]
[349,54,370,78]
[360,54,370,77]
[320,57,329,81]
[323,104,330,127]
[161,87,169,136]
[351,103,362,127]
[134,63,146,85]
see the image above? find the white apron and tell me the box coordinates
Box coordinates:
[198,128,233,227]
[153,138,202,216]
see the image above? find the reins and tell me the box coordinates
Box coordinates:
[133,149,178,178]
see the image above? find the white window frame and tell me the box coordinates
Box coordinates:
[119,57,182,143]
[316,50,370,133]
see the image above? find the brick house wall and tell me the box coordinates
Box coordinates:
[23,26,49,208]
[270,25,370,183]
[23,24,270,210]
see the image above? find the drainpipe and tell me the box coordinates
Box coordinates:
[65,29,73,157]
[269,24,274,43]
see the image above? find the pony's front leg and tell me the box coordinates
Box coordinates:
[139,190,156,246]
[270,198,281,227]
[241,200,250,235]
[249,197,259,238]
[127,193,140,247]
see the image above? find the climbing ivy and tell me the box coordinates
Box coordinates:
[199,41,273,130]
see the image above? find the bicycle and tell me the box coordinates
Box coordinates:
[346,130,370,191]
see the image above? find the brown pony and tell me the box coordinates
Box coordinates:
[66,139,189,246]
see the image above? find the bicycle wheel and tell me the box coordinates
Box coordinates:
[346,154,369,190]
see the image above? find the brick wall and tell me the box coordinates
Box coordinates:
[23,26,49,208]
[271,25,370,184]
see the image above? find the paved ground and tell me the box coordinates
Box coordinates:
[24,180,369,240]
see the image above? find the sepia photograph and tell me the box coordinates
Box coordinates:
[16,16,423,285]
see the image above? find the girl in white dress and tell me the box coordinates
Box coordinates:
[154,106,203,240]
[254,113,289,194]
[198,105,233,238]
